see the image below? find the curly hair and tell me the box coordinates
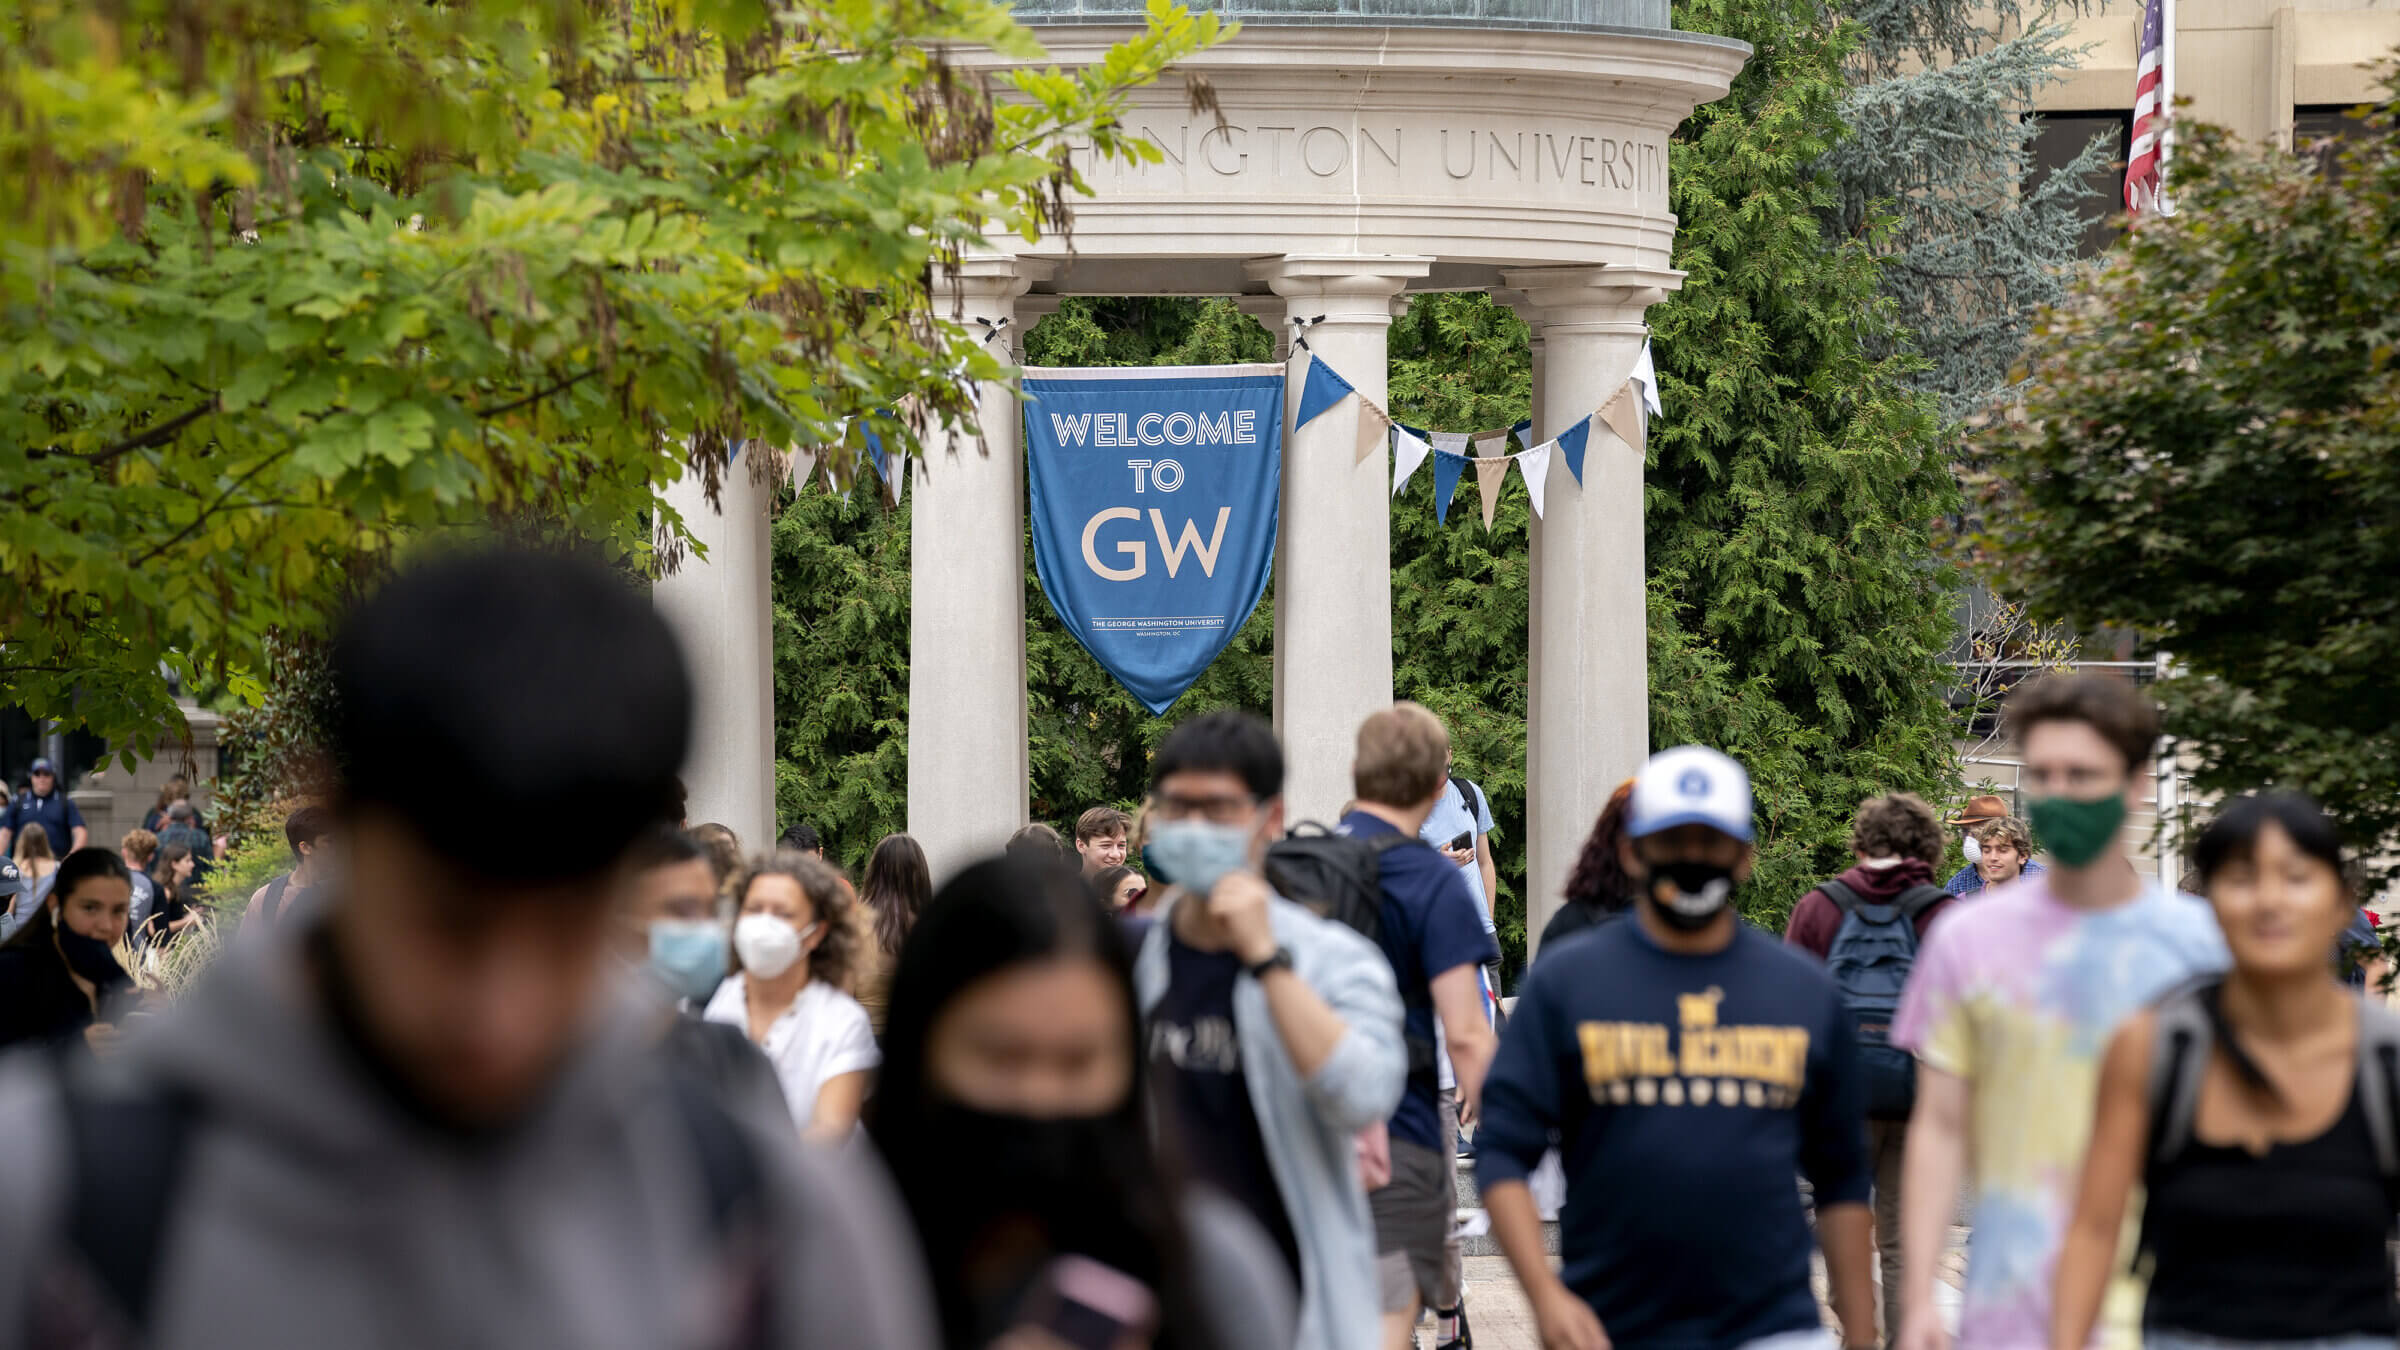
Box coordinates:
[1851,792,1946,868]
[1563,780,1638,913]
[735,850,860,989]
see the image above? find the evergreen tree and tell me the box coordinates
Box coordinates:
[1820,0,2108,424]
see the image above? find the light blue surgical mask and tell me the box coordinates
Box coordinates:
[1145,818,1255,896]
[647,919,728,1004]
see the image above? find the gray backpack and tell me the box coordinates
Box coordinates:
[2146,979,2400,1181]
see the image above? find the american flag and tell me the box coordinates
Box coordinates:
[2124,0,2167,214]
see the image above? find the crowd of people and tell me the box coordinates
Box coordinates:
[0,548,2389,1350]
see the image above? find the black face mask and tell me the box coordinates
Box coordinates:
[906,1104,1153,1345]
[53,920,126,986]
[1639,859,1737,931]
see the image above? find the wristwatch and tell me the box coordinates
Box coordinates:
[1245,946,1295,979]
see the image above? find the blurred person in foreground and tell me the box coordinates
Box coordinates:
[0,548,932,1350]
[0,849,136,1054]
[1893,674,2227,1350]
[2055,793,2396,1350]
[706,851,878,1143]
[852,832,933,1040]
[870,853,1297,1350]
[1477,746,1878,1350]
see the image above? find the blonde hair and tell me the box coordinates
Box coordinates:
[13,824,53,865]
[120,828,159,865]
[1972,815,2033,858]
[1352,702,1451,809]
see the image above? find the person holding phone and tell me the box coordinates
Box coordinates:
[869,853,1298,1350]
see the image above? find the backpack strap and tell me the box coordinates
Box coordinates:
[1818,878,1867,914]
[261,872,292,923]
[2354,996,2400,1186]
[1448,775,1487,828]
[2145,985,2213,1171]
[59,1065,203,1332]
[1894,883,1949,921]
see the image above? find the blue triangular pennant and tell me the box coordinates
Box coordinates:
[1399,423,1431,442]
[1433,450,1468,524]
[1556,417,1591,487]
[1511,418,1533,448]
[1295,355,1355,430]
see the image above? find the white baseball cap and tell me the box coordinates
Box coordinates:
[1627,746,1755,843]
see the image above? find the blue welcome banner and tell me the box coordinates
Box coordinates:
[1024,365,1285,715]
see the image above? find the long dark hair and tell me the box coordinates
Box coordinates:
[150,842,192,902]
[1,847,132,957]
[866,855,1213,1350]
[859,833,932,956]
[1563,779,1638,913]
[2191,792,2352,1103]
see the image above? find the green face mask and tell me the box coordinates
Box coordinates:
[2026,792,2126,868]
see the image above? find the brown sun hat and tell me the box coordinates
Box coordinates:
[1948,793,2011,827]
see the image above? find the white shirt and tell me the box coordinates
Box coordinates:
[702,973,880,1122]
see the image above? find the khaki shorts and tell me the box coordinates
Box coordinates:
[1370,1135,1456,1313]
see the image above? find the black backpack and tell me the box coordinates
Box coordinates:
[1818,878,1948,1121]
[2148,980,2400,1179]
[1262,821,1417,946]
[1263,821,1440,1076]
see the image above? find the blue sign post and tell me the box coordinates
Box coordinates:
[1023,364,1285,715]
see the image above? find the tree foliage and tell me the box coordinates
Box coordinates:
[1972,93,2400,896]
[1,0,1220,760]
[1821,0,2105,425]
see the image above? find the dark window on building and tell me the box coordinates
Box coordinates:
[2295,104,2370,182]
[2027,111,2132,258]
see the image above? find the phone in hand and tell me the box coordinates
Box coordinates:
[1448,831,1473,852]
[1014,1255,1158,1350]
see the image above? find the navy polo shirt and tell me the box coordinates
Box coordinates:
[1337,809,1498,1151]
[6,789,83,854]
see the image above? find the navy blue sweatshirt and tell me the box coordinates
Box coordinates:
[1475,917,1870,1349]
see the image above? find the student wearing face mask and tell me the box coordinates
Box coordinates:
[1476,746,1880,1350]
[1944,795,2046,897]
[870,854,1298,1350]
[1133,710,1408,1350]
[0,847,137,1054]
[618,827,793,1136]
[705,851,878,1144]
[1892,674,2228,1350]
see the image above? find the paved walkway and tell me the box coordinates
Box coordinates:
[1450,1229,1969,1350]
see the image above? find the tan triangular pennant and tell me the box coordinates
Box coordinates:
[1599,384,1644,452]
[1473,456,1509,532]
[1355,401,1390,465]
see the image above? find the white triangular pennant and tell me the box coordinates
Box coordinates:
[1392,428,1432,496]
[789,446,818,493]
[1517,441,1552,519]
[1631,340,1662,418]
[1429,431,1471,453]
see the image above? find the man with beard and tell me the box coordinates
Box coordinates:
[1474,746,1879,1350]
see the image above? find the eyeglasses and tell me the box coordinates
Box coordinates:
[1151,793,1259,826]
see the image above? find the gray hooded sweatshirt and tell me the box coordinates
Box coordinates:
[0,930,936,1350]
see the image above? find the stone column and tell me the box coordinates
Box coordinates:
[1502,265,1680,949]
[1245,255,1430,824]
[1234,295,1290,360]
[656,451,779,848]
[907,255,1052,883]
